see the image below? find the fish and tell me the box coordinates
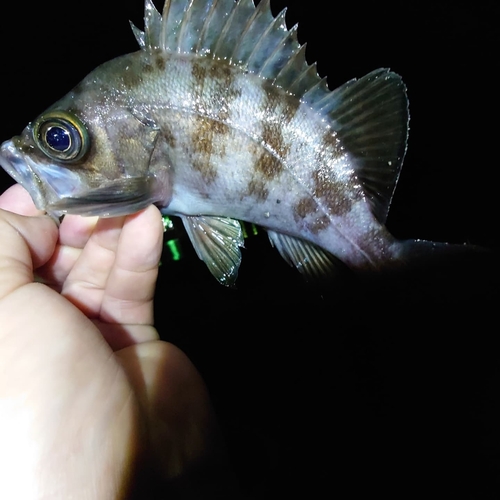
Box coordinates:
[0,0,478,286]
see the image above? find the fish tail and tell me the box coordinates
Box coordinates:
[392,239,491,270]
[346,238,496,306]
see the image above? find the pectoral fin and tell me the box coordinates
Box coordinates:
[268,230,345,281]
[181,215,244,287]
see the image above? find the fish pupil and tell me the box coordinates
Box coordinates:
[45,126,71,152]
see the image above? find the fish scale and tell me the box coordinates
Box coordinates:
[0,0,477,286]
[148,53,362,242]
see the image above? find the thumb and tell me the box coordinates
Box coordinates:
[0,209,58,299]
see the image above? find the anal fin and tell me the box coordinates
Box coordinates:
[268,230,345,282]
[181,215,244,287]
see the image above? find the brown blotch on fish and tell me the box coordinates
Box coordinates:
[191,60,207,87]
[263,86,301,126]
[258,90,297,159]
[294,196,319,220]
[209,62,234,88]
[293,197,330,234]
[312,167,354,216]
[192,117,221,154]
[142,61,155,74]
[261,121,290,158]
[255,150,284,180]
[309,214,330,234]
[320,130,343,159]
[212,120,229,135]
[281,93,302,124]
[210,62,242,120]
[218,90,242,124]
[192,155,217,184]
[72,83,104,108]
[192,128,213,158]
[155,54,166,72]
[190,116,231,183]
[162,127,176,149]
[247,178,269,201]
[125,72,144,88]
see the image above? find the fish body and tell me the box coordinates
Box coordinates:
[0,0,463,285]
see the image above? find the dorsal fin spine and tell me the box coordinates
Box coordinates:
[273,43,308,86]
[227,0,261,63]
[230,0,273,65]
[130,20,146,48]
[286,58,311,92]
[197,0,235,57]
[144,0,162,50]
[211,0,240,59]
[288,64,319,97]
[302,76,329,107]
[159,0,171,50]
[256,20,295,78]
[176,0,197,52]
[246,6,287,71]
[193,0,218,54]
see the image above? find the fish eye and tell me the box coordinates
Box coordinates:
[33,110,88,162]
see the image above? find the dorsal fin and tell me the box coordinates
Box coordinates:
[130,0,331,104]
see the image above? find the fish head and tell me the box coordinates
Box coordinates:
[0,58,170,218]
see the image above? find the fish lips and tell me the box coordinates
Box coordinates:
[0,138,80,216]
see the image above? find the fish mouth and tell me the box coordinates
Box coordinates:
[1,139,162,218]
[0,139,48,209]
[0,137,94,217]
[0,138,81,217]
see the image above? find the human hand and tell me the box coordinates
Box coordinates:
[0,185,222,499]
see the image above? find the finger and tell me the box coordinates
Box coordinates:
[61,215,126,317]
[58,214,99,248]
[0,184,44,216]
[35,215,99,289]
[35,244,82,291]
[0,210,58,299]
[100,205,163,325]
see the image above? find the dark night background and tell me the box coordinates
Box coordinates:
[1,0,499,497]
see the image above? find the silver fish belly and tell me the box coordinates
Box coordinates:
[0,0,464,286]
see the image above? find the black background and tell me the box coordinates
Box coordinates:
[1,1,499,497]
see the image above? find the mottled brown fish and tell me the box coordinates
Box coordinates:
[0,0,471,285]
